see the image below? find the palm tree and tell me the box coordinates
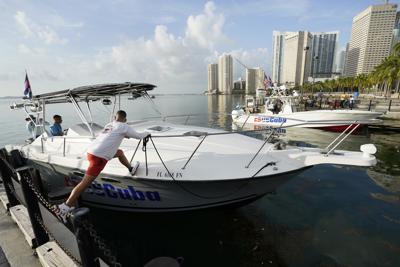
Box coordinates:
[392,42,400,56]
[372,56,400,96]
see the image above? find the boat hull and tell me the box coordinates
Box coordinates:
[232,109,382,132]
[29,160,309,213]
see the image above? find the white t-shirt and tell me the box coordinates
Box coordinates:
[87,121,148,160]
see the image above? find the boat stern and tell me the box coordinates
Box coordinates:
[289,144,377,167]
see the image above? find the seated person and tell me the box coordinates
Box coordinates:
[25,116,36,139]
[50,115,63,136]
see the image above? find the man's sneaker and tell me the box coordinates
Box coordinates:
[130,161,140,175]
[53,203,72,223]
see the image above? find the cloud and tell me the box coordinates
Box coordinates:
[17,43,32,54]
[185,1,228,49]
[14,11,68,45]
[14,11,33,37]
[6,1,268,94]
[90,1,267,92]
[48,14,84,28]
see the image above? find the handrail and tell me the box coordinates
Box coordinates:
[240,113,251,130]
[36,116,368,164]
[325,124,360,156]
[245,120,285,168]
[40,117,371,141]
[325,122,356,151]
[181,134,207,170]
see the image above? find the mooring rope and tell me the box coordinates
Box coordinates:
[148,136,252,200]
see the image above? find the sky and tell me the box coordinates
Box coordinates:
[1,0,399,96]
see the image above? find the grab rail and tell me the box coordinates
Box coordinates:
[37,115,371,165]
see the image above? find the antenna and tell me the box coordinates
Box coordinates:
[233,57,249,70]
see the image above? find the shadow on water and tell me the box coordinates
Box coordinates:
[89,207,287,267]
[84,96,400,267]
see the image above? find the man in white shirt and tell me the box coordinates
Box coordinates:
[55,110,150,222]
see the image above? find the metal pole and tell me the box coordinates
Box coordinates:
[18,166,49,248]
[326,124,360,156]
[368,100,372,111]
[388,99,392,112]
[70,96,95,137]
[181,135,207,170]
[240,113,251,130]
[145,145,148,176]
[69,208,100,267]
[63,137,66,157]
[325,123,355,151]
[129,139,142,164]
[245,121,285,168]
[85,101,94,123]
[41,137,44,153]
[42,99,46,132]
[0,153,20,207]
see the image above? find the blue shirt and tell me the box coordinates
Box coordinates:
[50,123,63,136]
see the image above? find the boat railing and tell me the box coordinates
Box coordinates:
[137,112,233,126]
[38,116,362,175]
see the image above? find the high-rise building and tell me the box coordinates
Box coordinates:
[282,31,312,86]
[310,31,339,78]
[343,43,350,76]
[335,48,347,75]
[245,68,265,94]
[207,63,218,93]
[233,78,246,92]
[245,68,256,94]
[392,11,400,51]
[218,54,233,94]
[272,31,295,85]
[345,3,397,77]
[255,68,265,89]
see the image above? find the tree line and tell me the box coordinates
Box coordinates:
[295,43,400,96]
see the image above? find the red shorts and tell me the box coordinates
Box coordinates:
[86,153,108,177]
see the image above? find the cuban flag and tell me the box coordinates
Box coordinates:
[24,72,32,99]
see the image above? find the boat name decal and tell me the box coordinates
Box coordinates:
[156,171,183,178]
[87,181,161,201]
[254,116,287,123]
[253,125,286,133]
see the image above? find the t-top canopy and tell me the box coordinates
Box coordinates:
[31,82,156,104]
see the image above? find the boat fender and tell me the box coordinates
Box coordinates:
[360,144,377,158]
[10,149,25,168]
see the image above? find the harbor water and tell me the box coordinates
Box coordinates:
[0,95,399,267]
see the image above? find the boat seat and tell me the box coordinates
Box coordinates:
[147,126,171,132]
[67,123,104,136]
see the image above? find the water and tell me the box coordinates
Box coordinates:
[1,95,399,267]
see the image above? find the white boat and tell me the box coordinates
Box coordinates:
[3,83,378,212]
[232,96,382,132]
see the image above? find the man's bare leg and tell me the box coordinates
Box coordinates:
[115,149,131,169]
[65,174,97,207]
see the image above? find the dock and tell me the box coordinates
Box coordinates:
[0,185,41,267]
[0,157,181,267]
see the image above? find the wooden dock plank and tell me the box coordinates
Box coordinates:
[9,205,35,248]
[0,191,8,210]
[36,242,80,267]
